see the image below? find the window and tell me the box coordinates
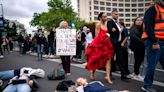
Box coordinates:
[145,3,150,6]
[132,9,137,12]
[125,0,130,2]
[89,1,91,5]
[112,3,117,6]
[94,0,98,4]
[125,4,130,7]
[119,9,124,12]
[126,24,131,27]
[90,12,91,16]
[126,19,130,22]
[94,11,99,15]
[138,4,144,7]
[90,7,91,10]
[100,1,105,5]
[113,8,117,11]
[94,17,98,20]
[119,4,123,7]
[94,6,99,10]
[132,14,137,17]
[106,2,111,6]
[126,14,130,17]
[100,7,105,10]
[139,13,144,17]
[138,9,144,12]
[119,19,124,22]
[119,14,124,17]
[125,9,130,12]
[132,4,136,7]
[107,13,111,16]
[106,8,111,11]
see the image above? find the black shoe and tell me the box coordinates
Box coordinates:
[121,76,131,80]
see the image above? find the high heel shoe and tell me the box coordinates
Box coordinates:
[105,77,113,84]
[90,72,95,80]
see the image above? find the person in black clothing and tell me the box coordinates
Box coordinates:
[17,32,24,55]
[81,26,87,63]
[107,10,130,80]
[119,22,130,76]
[48,29,55,56]
[7,32,14,52]
[129,17,145,80]
[35,29,46,61]
[0,32,3,58]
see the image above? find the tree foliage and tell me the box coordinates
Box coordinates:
[30,0,86,31]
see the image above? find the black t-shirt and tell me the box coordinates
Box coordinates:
[81,32,86,43]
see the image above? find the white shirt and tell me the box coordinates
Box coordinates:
[20,67,45,78]
[111,18,122,41]
[85,32,93,48]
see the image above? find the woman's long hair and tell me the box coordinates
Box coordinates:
[130,17,140,30]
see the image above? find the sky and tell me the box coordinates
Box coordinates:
[1,0,77,33]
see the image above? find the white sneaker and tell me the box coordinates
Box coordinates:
[0,55,4,58]
[127,73,135,78]
[49,55,54,58]
[66,73,71,76]
[133,74,144,81]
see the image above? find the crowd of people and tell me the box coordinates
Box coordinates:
[0,0,164,92]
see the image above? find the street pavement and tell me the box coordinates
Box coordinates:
[0,52,164,92]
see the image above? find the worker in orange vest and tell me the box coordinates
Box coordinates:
[141,0,164,92]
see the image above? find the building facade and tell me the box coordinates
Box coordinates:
[77,0,153,27]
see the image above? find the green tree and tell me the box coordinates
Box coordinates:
[30,0,86,31]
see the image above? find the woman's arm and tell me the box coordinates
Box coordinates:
[95,23,101,37]
[121,37,128,47]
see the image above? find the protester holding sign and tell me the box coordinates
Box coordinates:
[56,21,75,76]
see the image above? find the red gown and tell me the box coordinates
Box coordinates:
[85,28,114,71]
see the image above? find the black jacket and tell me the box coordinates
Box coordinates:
[48,31,55,43]
[130,25,144,50]
[35,33,46,45]
[17,35,24,43]
[144,5,157,44]
[0,32,2,45]
[107,19,120,45]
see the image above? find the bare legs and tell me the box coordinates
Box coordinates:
[89,59,113,84]
[105,59,113,84]
[89,70,95,80]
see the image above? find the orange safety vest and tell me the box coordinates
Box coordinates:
[142,3,164,40]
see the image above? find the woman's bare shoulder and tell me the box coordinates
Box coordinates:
[96,22,101,27]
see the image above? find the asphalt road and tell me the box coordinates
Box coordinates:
[0,52,164,92]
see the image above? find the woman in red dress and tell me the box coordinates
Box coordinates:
[85,12,114,84]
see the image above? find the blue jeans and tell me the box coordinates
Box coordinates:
[18,43,24,55]
[0,70,14,80]
[48,42,54,55]
[144,40,164,88]
[37,44,44,60]
[3,84,31,92]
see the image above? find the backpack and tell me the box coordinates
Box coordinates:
[56,80,75,91]
[47,68,65,80]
